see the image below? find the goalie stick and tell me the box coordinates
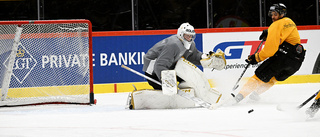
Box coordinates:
[231,40,265,96]
[121,65,215,109]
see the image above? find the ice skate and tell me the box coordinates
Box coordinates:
[306,99,320,118]
[223,93,243,106]
[249,91,261,101]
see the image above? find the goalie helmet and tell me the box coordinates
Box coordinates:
[268,3,287,17]
[177,23,196,49]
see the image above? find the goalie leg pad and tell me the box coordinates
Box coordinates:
[175,58,222,104]
[131,89,195,109]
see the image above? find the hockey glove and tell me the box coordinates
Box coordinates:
[200,49,226,70]
[259,29,268,41]
[245,54,258,65]
[201,51,215,59]
[208,51,214,56]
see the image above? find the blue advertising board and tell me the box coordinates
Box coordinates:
[92,34,203,84]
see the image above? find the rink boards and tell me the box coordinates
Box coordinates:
[92,26,320,93]
[2,26,319,95]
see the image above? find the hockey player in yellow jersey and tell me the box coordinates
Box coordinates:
[231,3,306,104]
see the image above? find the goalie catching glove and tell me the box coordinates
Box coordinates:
[200,49,226,70]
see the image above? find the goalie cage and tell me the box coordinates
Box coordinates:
[0,20,95,107]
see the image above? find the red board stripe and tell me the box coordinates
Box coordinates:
[114,84,117,93]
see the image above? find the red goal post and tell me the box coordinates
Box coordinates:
[0,20,94,106]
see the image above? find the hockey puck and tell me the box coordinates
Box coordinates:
[248,109,254,113]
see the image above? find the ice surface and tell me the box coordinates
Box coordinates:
[0,83,320,137]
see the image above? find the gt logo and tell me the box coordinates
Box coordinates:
[213,41,264,59]
[212,39,308,59]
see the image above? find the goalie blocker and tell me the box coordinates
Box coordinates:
[128,58,222,109]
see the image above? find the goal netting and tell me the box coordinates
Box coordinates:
[0,20,94,106]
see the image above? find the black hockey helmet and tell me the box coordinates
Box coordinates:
[268,3,287,17]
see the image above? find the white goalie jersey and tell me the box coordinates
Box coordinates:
[128,58,222,109]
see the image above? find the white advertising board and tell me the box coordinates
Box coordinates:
[202,29,320,87]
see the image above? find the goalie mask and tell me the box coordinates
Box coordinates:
[177,23,196,49]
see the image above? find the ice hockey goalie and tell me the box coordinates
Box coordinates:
[126,58,222,109]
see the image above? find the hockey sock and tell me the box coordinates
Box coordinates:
[255,76,277,95]
[238,75,262,97]
[239,75,277,97]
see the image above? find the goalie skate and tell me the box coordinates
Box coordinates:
[126,92,133,109]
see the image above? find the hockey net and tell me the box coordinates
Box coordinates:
[0,20,94,106]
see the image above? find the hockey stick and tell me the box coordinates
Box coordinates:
[297,90,320,109]
[121,65,215,109]
[277,90,320,111]
[231,40,265,93]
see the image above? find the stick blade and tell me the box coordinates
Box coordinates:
[232,84,239,91]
